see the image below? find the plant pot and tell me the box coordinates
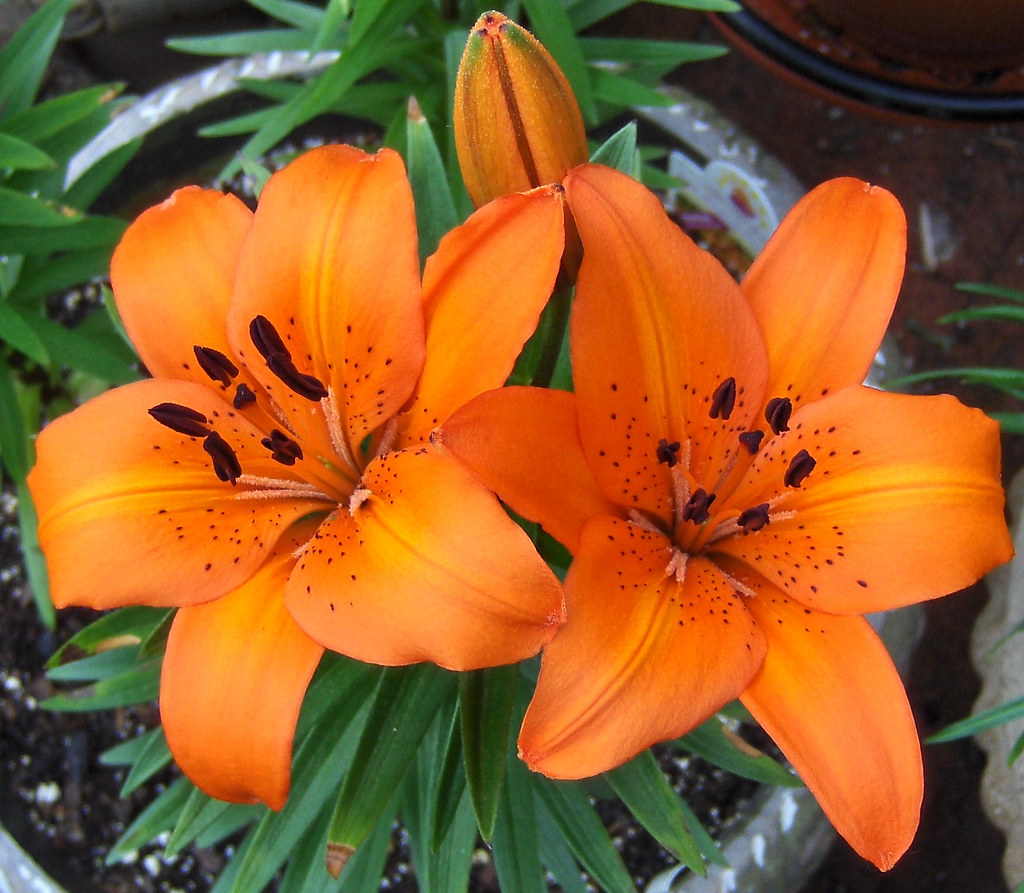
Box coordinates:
[970,466,1024,890]
[2,58,923,893]
[709,0,1024,121]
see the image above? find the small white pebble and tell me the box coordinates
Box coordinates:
[34,781,61,805]
[750,832,766,867]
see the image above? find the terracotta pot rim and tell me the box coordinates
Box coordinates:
[712,8,1024,121]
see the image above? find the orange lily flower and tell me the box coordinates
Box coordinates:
[437,166,1013,869]
[28,145,566,809]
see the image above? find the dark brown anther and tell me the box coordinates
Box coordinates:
[784,449,816,488]
[266,353,329,402]
[261,429,304,466]
[738,503,770,533]
[149,403,211,438]
[249,315,328,402]
[233,382,257,409]
[249,315,288,360]
[681,488,716,525]
[709,377,737,420]
[765,397,792,435]
[656,438,681,467]
[203,431,242,485]
[193,345,238,388]
[739,430,764,454]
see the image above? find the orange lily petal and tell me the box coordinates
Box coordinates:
[715,386,1012,614]
[398,186,565,443]
[739,585,922,870]
[741,178,906,408]
[519,516,766,779]
[161,543,323,810]
[564,164,768,522]
[110,186,252,385]
[228,145,425,466]
[436,386,615,552]
[28,379,330,609]
[285,448,564,671]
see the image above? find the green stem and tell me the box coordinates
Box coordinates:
[530,283,573,389]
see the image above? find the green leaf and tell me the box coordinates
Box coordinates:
[678,717,802,787]
[101,726,164,766]
[226,665,381,893]
[193,802,261,849]
[940,304,1024,325]
[927,693,1024,745]
[0,0,75,118]
[590,120,641,179]
[605,750,706,875]
[591,67,675,108]
[312,0,352,53]
[520,0,597,124]
[568,0,738,31]
[119,725,174,796]
[166,788,254,857]
[0,186,81,227]
[235,154,273,199]
[48,605,169,665]
[15,479,53,627]
[9,245,112,304]
[428,707,467,852]
[491,756,546,893]
[245,0,326,30]
[47,644,143,682]
[535,807,588,893]
[957,282,1024,303]
[0,215,125,254]
[993,412,1024,434]
[0,302,49,365]
[63,137,141,209]
[107,776,193,864]
[327,665,457,863]
[531,777,635,893]
[43,660,161,712]
[0,361,30,480]
[166,29,317,56]
[580,36,727,67]
[677,795,728,866]
[2,84,118,145]
[406,97,459,265]
[18,314,138,384]
[459,663,518,841]
[0,131,54,170]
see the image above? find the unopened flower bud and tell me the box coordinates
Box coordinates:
[455,11,588,208]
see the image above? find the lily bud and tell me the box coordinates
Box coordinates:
[455,11,588,208]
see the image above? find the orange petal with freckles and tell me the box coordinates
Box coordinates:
[111,186,252,386]
[519,516,766,779]
[741,178,906,409]
[228,146,425,463]
[564,164,768,523]
[716,386,1013,614]
[285,448,564,671]
[437,386,616,552]
[161,543,323,810]
[27,379,330,610]
[398,186,564,444]
[739,585,922,870]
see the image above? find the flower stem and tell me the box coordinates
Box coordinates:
[531,283,573,389]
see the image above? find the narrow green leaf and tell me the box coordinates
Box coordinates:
[2,84,117,144]
[235,154,273,199]
[0,302,49,365]
[605,750,706,875]
[165,29,316,56]
[9,245,111,304]
[43,660,161,712]
[927,694,1024,744]
[591,67,675,108]
[678,717,802,787]
[0,360,29,479]
[100,726,164,767]
[459,663,518,841]
[348,0,425,47]
[580,37,727,67]
[166,789,259,858]
[0,186,81,227]
[0,131,54,170]
[227,666,380,893]
[406,96,459,265]
[312,0,351,53]
[47,644,143,682]
[590,120,641,179]
[327,665,456,861]
[15,479,53,627]
[48,605,169,665]
[520,0,597,124]
[491,757,546,893]
[0,0,75,118]
[119,725,173,796]
[0,215,125,254]
[535,807,589,893]
[245,0,325,30]
[677,795,728,866]
[957,282,1024,303]
[428,707,467,852]
[193,802,261,849]
[940,304,1024,325]
[568,0,738,31]
[20,314,138,385]
[106,776,193,864]
[531,776,634,893]
[650,0,741,11]
[63,137,141,209]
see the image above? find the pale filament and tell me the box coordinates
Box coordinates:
[665,549,688,584]
[321,386,359,472]
[233,474,336,504]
